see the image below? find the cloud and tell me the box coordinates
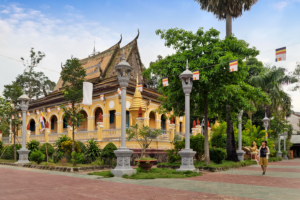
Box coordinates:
[40,5,50,9]
[273,1,288,10]
[65,5,74,11]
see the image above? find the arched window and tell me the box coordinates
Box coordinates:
[50,115,58,133]
[149,111,156,129]
[78,110,88,131]
[29,119,35,133]
[161,114,166,134]
[94,107,103,129]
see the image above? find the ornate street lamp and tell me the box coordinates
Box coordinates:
[262,112,270,140]
[283,131,288,160]
[16,92,31,164]
[177,60,196,172]
[111,50,136,177]
[237,110,245,161]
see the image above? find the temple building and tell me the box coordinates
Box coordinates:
[0,32,195,154]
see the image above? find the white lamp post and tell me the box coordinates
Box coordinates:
[262,112,270,140]
[283,131,288,160]
[237,110,245,161]
[111,50,136,177]
[277,133,282,158]
[177,60,196,172]
[16,93,31,164]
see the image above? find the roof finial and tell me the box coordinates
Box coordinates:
[186,59,189,70]
[122,49,125,61]
[93,37,96,55]
[136,74,139,85]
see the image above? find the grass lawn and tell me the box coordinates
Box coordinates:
[89,167,202,179]
[158,160,257,170]
[269,157,283,162]
[0,159,15,163]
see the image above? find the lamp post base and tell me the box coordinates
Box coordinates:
[236,150,245,161]
[277,151,282,158]
[283,154,288,160]
[111,148,136,177]
[15,148,31,164]
[176,149,197,172]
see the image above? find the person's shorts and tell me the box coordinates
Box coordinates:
[259,157,268,166]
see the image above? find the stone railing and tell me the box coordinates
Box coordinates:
[74,131,97,141]
[2,137,10,144]
[48,133,67,143]
[157,134,170,141]
[161,130,170,135]
[15,136,23,144]
[103,129,121,139]
[30,135,45,143]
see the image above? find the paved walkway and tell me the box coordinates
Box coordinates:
[1,159,300,200]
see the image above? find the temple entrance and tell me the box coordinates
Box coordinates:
[78,110,88,131]
[29,119,35,134]
[94,107,103,129]
[161,114,166,134]
[50,115,58,133]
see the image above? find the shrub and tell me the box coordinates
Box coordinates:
[0,141,4,154]
[54,135,71,153]
[282,150,287,156]
[39,143,55,157]
[165,140,184,163]
[190,134,205,161]
[77,141,87,153]
[85,139,101,163]
[52,151,64,163]
[211,122,227,149]
[70,152,84,166]
[60,157,68,166]
[1,144,22,160]
[101,142,117,164]
[30,150,45,164]
[60,140,81,157]
[209,148,227,164]
[91,158,104,166]
[26,139,40,156]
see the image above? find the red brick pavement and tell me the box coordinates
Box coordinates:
[0,167,254,200]
[268,162,300,166]
[185,173,300,189]
[236,166,300,173]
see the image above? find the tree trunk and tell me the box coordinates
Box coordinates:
[14,130,16,162]
[45,143,48,164]
[141,148,146,158]
[226,105,239,162]
[72,124,75,152]
[226,14,232,38]
[204,96,210,165]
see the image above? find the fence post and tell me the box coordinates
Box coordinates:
[97,122,104,141]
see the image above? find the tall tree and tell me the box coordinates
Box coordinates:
[17,48,55,100]
[3,82,23,105]
[144,28,269,163]
[194,0,258,37]
[249,66,296,132]
[60,57,86,152]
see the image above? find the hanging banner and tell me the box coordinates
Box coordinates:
[138,83,143,92]
[82,82,93,105]
[18,113,21,118]
[12,115,14,119]
[100,94,104,101]
[39,110,45,133]
[118,88,122,95]
[47,108,51,113]
[275,47,286,62]
[229,60,238,72]
[162,77,168,86]
[193,70,199,80]
[36,110,39,115]
[27,112,30,116]
[57,106,60,111]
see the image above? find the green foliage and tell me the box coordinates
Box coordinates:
[101,142,117,164]
[27,139,40,152]
[30,150,45,164]
[61,140,81,157]
[70,152,84,166]
[77,141,87,153]
[190,134,205,161]
[165,140,184,163]
[54,135,71,153]
[3,81,23,105]
[211,122,227,149]
[209,148,227,164]
[39,143,55,157]
[282,150,287,156]
[1,144,21,159]
[88,171,114,178]
[91,158,104,166]
[126,124,162,157]
[0,141,3,154]
[85,138,101,162]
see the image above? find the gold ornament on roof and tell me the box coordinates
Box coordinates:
[129,74,146,111]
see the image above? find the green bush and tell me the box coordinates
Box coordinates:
[60,140,81,157]
[190,134,205,161]
[26,139,40,156]
[0,141,4,154]
[91,158,104,166]
[70,152,84,166]
[101,142,117,164]
[211,122,227,149]
[85,138,101,163]
[1,144,21,160]
[39,143,55,157]
[77,141,87,153]
[282,150,287,156]
[209,148,227,164]
[54,135,71,153]
[30,150,45,164]
[165,140,184,163]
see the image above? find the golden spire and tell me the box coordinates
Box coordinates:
[129,74,146,111]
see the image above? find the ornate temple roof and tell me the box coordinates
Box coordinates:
[53,30,144,91]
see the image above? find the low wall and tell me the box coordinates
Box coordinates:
[130,148,168,165]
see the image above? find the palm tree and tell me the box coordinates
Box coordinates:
[194,0,258,37]
[249,66,297,133]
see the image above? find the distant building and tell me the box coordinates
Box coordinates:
[286,113,300,135]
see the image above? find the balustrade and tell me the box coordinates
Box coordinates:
[74,131,97,141]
